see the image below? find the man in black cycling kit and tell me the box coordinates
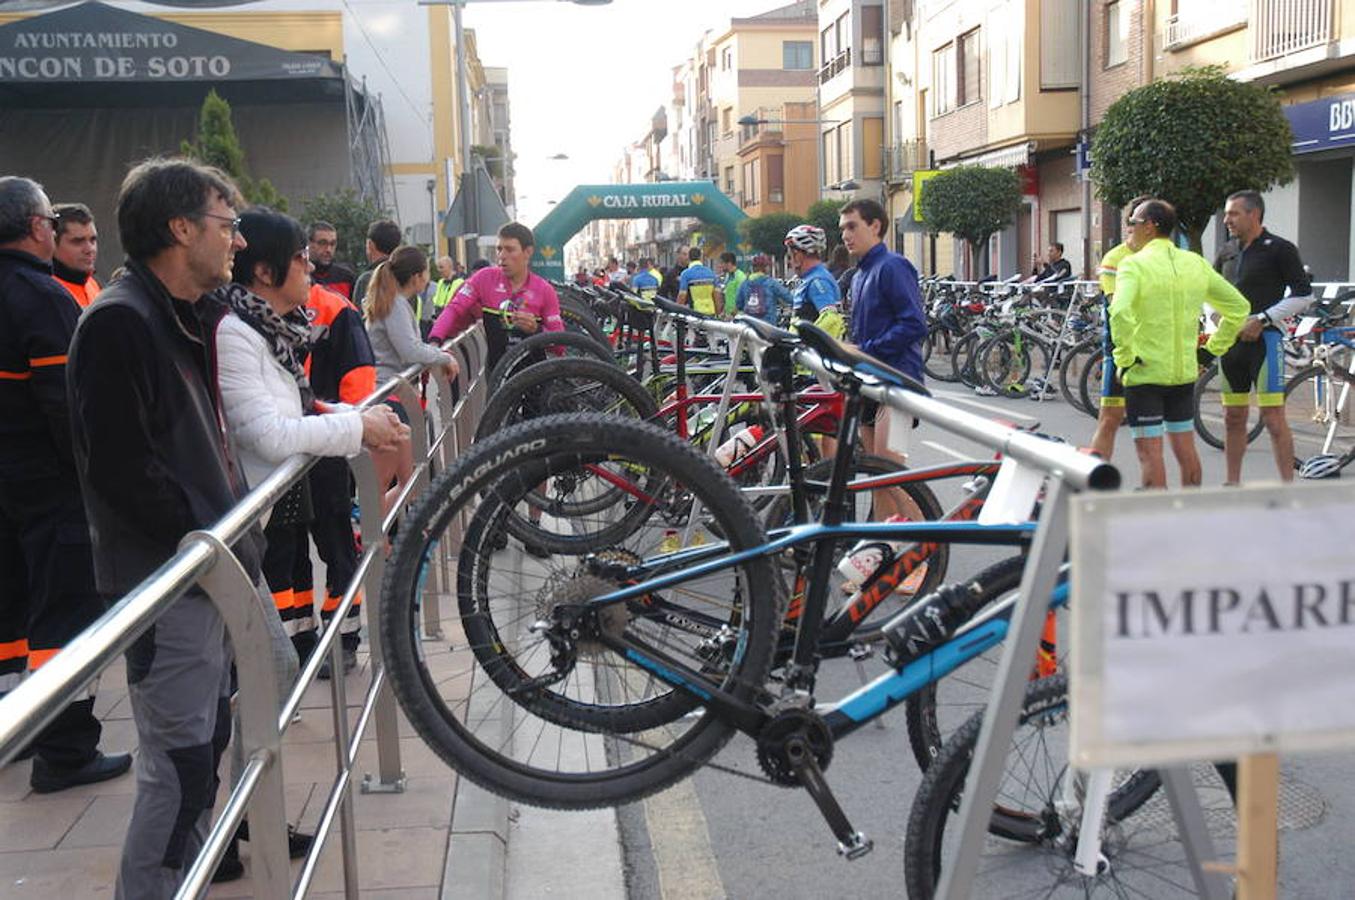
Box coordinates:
[1214,190,1313,484]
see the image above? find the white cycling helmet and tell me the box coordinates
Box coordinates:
[784,224,827,256]
[1298,453,1343,479]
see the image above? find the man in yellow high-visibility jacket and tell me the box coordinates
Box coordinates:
[1110,199,1250,489]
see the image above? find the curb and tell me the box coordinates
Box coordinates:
[442,780,510,900]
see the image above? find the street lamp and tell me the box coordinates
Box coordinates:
[833,179,861,193]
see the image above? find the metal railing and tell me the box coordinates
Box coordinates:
[887,140,926,182]
[1250,0,1333,61]
[818,47,851,85]
[0,323,489,899]
[1163,0,1247,49]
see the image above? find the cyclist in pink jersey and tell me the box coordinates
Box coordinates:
[429,222,563,366]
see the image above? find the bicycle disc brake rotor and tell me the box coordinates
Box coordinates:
[755,708,835,787]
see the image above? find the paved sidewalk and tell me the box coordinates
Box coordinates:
[0,643,627,899]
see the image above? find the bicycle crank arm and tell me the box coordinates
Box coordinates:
[786,736,873,860]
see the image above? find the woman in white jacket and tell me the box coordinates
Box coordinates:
[218,209,405,652]
[213,208,405,881]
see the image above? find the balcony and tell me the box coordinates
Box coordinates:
[886,140,926,183]
[1250,0,1333,62]
[818,47,851,85]
[1163,0,1247,49]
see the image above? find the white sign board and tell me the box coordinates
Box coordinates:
[1070,483,1355,768]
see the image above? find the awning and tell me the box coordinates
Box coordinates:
[0,1,343,107]
[942,141,1035,170]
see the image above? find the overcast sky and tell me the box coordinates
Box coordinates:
[465,0,784,226]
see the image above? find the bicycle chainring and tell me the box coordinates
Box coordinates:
[755,707,835,787]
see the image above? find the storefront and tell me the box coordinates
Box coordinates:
[1259,91,1355,282]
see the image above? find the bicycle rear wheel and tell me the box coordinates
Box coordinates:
[904,675,1236,899]
[381,413,779,809]
[762,454,949,630]
[1193,362,1263,450]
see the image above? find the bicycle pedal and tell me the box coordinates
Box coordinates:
[838,832,874,861]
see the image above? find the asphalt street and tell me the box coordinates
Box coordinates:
[613,386,1355,899]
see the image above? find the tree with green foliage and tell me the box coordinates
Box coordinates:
[300,189,389,269]
[1092,66,1294,253]
[807,199,846,249]
[181,89,288,211]
[916,165,1022,276]
[739,211,804,260]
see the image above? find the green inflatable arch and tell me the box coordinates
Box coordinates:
[530,181,750,283]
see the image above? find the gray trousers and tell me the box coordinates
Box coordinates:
[115,590,232,900]
[115,583,298,900]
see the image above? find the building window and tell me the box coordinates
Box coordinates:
[767,154,785,203]
[836,12,851,57]
[1106,1,1128,67]
[958,28,980,106]
[836,122,853,179]
[724,165,735,194]
[1041,0,1080,88]
[783,40,813,70]
[821,23,837,64]
[932,42,955,115]
[861,4,884,65]
[721,107,732,136]
[743,161,759,205]
[721,46,733,71]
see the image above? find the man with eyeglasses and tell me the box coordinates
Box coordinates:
[1110,199,1250,488]
[307,220,356,302]
[68,158,267,898]
[0,175,132,794]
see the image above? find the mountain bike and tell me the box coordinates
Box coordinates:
[380,322,1164,886]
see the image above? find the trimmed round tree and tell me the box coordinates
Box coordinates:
[916,165,1022,277]
[1092,65,1294,253]
[738,211,805,261]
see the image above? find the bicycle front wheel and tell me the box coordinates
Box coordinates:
[381,413,780,809]
[904,675,1235,899]
[1285,364,1355,461]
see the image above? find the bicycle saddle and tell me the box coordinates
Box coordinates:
[794,322,931,397]
[734,315,800,348]
[652,296,715,320]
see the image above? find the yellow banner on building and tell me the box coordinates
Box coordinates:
[913,169,940,222]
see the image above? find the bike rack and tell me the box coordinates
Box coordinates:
[0,324,489,899]
[789,343,1230,900]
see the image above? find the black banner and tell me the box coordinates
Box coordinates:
[0,1,341,83]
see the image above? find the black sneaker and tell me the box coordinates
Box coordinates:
[30,751,133,794]
[211,837,244,883]
[317,646,358,681]
[237,820,314,859]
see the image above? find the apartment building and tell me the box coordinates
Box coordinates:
[708,0,820,208]
[913,0,1084,277]
[1147,0,1355,279]
[818,0,889,199]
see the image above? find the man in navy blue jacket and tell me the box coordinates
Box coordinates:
[840,198,927,458]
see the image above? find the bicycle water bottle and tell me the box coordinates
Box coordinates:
[835,514,909,589]
[882,581,985,668]
[713,424,763,468]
